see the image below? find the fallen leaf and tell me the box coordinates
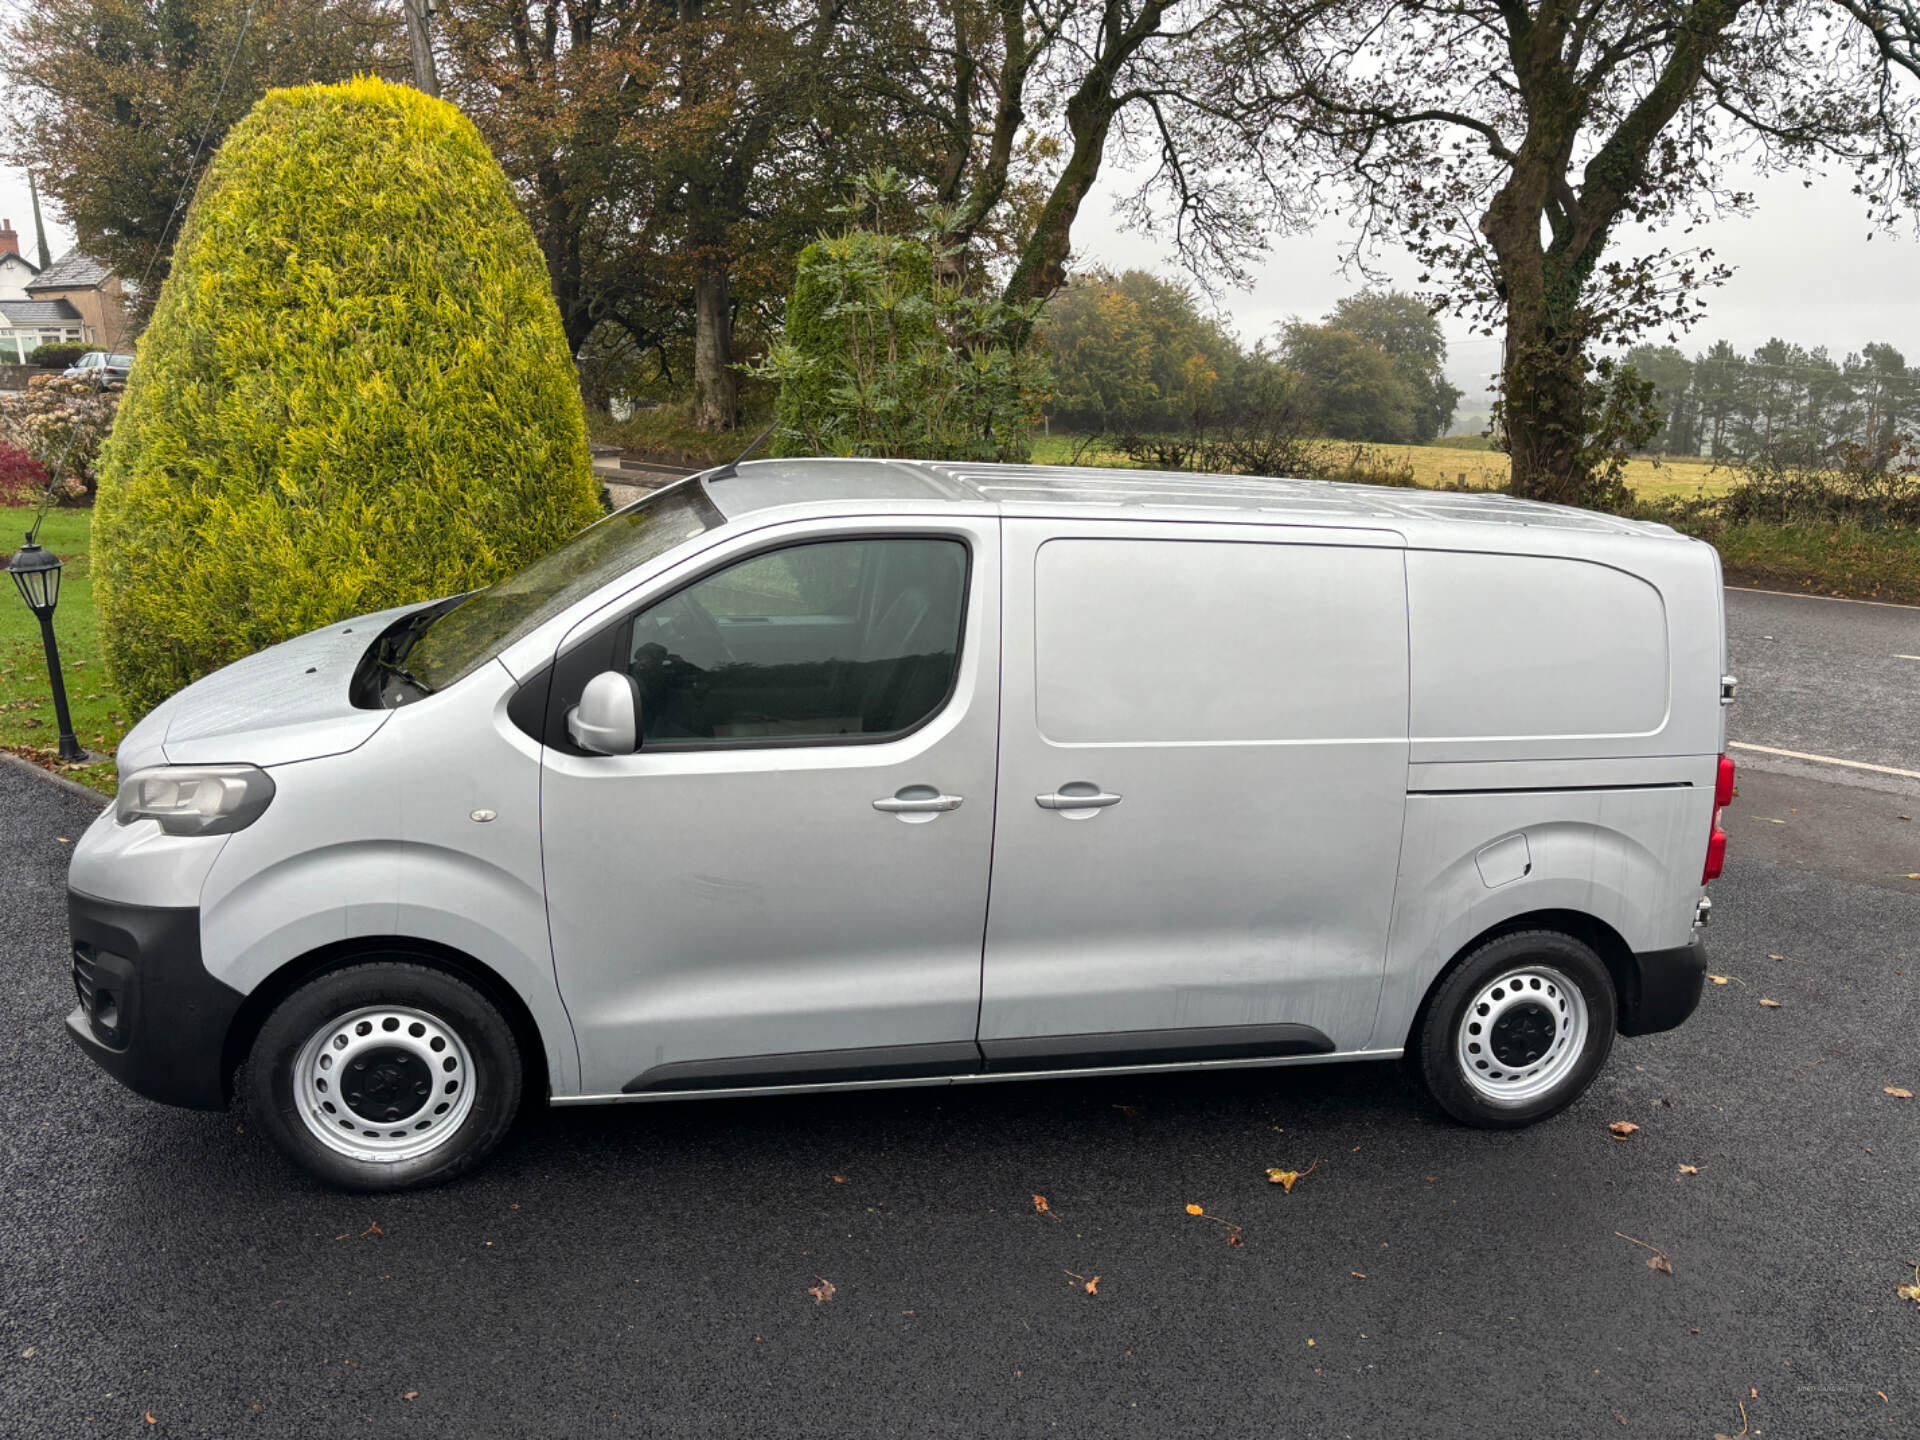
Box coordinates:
[1768,953,1785,960]
[831,1174,846,1183]
[807,1277,836,1305]
[1112,1104,1141,1118]
[360,1222,383,1238]
[1351,1271,1368,1278]
[1265,1157,1320,1192]
[404,1392,418,1401]
[1032,1194,1053,1216]
[1898,1265,1920,1306]
[1608,1121,1640,1139]
[1306,1338,1315,1347]
[145,1415,155,1426]
[1615,1230,1672,1274]
[1084,1276,1100,1295]
[1678,1164,1700,1175]
[1707,974,1732,985]
[1185,1203,1204,1216]
[1225,1225,1244,1248]
[1907,874,1920,880]
[1885,1087,1914,1099]
[1759,997,1783,1008]
[1766,817,1785,824]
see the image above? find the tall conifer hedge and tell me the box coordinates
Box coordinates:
[94,77,599,714]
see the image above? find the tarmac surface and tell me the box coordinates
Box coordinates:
[1,587,1916,1438]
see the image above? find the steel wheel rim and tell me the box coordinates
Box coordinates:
[292,1005,476,1164]
[1454,964,1589,1106]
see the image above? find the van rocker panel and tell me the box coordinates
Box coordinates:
[619,1023,1337,1093]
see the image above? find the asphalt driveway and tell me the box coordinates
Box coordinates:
[2,583,1916,1438]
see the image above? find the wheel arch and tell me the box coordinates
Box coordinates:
[1403,908,1636,1052]
[220,936,551,1110]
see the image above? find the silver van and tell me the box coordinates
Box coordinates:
[66,462,1733,1190]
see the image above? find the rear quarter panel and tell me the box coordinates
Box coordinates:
[1371,526,1724,1049]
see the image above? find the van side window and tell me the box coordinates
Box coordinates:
[627,537,967,745]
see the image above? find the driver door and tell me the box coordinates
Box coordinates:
[540,517,1000,1097]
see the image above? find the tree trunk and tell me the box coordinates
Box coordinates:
[694,266,736,431]
[401,0,440,99]
[1500,296,1591,506]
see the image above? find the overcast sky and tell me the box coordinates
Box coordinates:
[1077,165,1920,416]
[1,154,1909,417]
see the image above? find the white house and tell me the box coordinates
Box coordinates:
[0,219,127,364]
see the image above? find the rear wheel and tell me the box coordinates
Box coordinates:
[1416,930,1615,1129]
[244,961,522,1191]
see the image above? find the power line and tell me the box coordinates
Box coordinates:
[22,0,259,546]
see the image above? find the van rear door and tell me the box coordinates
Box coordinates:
[978,521,1410,1066]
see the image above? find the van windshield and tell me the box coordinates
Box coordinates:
[404,482,723,692]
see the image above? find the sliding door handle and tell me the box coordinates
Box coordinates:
[1036,785,1122,816]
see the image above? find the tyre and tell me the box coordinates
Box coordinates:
[1415,930,1616,1129]
[243,960,522,1191]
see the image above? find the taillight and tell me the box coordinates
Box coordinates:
[1703,752,1734,883]
[1702,826,1727,883]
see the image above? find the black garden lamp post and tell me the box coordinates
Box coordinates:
[8,533,91,763]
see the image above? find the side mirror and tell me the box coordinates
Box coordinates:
[566,671,641,755]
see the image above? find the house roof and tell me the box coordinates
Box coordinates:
[0,298,83,325]
[27,249,111,292]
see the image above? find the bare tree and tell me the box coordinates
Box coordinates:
[1255,0,1920,504]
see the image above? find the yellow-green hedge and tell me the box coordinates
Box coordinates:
[94,77,599,715]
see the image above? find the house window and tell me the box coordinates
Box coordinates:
[0,335,18,364]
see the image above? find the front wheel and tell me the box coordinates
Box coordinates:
[244,961,522,1191]
[1415,930,1616,1129]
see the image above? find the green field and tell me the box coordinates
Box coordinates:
[1,507,120,794]
[1028,432,1737,501]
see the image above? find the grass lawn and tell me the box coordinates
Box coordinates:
[1028,431,1736,501]
[2,506,121,795]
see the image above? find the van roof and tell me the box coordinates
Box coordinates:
[702,457,1679,538]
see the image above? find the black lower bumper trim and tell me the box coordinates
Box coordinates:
[65,889,243,1111]
[1617,933,1709,1037]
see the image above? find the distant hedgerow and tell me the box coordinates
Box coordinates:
[93,77,599,714]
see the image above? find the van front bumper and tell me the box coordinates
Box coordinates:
[1617,933,1709,1037]
[65,889,244,1111]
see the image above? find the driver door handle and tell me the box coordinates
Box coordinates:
[872,791,964,814]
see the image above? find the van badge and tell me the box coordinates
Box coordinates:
[470,809,497,824]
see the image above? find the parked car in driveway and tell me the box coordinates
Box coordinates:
[63,460,1735,1190]
[62,351,134,387]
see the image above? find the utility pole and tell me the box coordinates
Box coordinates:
[400,0,441,99]
[26,170,51,271]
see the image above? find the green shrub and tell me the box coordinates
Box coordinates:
[94,77,598,714]
[28,343,101,369]
[769,228,939,456]
[759,169,1051,462]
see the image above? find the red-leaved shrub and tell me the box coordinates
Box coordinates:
[0,444,50,506]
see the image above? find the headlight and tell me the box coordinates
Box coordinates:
[114,765,277,836]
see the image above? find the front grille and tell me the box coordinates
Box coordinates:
[72,947,97,1012]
